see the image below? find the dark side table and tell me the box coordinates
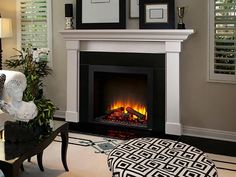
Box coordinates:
[0,120,69,177]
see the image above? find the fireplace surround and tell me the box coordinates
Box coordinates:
[60,29,194,135]
[80,51,165,133]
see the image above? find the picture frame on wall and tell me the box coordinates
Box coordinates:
[129,0,139,18]
[139,0,175,29]
[76,0,126,29]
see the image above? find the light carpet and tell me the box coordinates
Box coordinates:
[18,132,236,177]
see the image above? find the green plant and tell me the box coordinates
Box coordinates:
[29,98,57,139]
[5,46,51,101]
[4,44,56,134]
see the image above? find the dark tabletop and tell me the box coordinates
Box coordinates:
[0,120,67,162]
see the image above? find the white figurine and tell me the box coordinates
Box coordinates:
[0,70,38,122]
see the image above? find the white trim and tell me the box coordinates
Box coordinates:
[166,122,182,135]
[47,0,53,68]
[54,110,66,119]
[183,126,236,142]
[16,0,21,49]
[60,29,194,42]
[207,0,236,84]
[207,0,213,83]
[60,29,194,135]
[66,111,79,123]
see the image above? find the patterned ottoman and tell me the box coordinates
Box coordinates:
[108,138,218,177]
[0,170,4,177]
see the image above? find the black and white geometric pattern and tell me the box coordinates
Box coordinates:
[108,138,218,177]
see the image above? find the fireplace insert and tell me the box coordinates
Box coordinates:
[79,51,165,134]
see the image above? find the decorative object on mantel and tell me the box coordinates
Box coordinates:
[139,0,175,29]
[76,0,126,29]
[65,4,74,30]
[177,6,186,29]
[129,0,139,19]
[3,45,57,142]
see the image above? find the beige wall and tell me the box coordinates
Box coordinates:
[2,0,236,133]
[0,0,17,68]
[177,0,236,132]
[50,0,236,132]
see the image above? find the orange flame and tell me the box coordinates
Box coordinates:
[109,100,147,118]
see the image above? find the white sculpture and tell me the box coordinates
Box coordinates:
[0,70,38,122]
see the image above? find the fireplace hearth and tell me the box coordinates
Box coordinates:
[80,52,165,133]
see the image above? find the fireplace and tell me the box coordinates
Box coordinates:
[60,29,194,135]
[80,52,165,132]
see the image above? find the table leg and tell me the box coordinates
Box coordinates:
[60,128,69,171]
[20,164,24,171]
[37,151,44,171]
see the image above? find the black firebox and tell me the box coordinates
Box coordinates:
[79,51,165,134]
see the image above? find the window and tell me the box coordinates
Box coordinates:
[208,0,236,83]
[16,0,52,66]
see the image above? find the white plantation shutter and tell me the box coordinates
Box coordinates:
[17,0,52,65]
[209,0,236,83]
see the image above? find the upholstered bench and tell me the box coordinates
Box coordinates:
[108,138,218,177]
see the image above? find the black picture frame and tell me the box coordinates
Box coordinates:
[139,0,175,29]
[76,0,126,29]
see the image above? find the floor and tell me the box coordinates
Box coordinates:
[69,122,236,157]
[17,132,236,177]
[0,115,235,176]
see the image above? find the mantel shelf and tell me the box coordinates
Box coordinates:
[60,29,194,42]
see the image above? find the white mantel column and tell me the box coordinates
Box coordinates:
[65,41,80,122]
[165,41,182,135]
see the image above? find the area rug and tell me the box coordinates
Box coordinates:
[18,132,236,177]
[54,134,123,155]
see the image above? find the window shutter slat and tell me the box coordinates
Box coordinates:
[19,0,48,50]
[214,0,236,76]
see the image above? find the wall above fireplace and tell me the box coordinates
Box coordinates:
[60,29,194,135]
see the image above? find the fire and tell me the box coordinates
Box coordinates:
[109,100,147,118]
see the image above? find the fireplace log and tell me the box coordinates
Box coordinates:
[106,107,124,115]
[122,113,130,120]
[126,107,146,119]
[112,111,124,118]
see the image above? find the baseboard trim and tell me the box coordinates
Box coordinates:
[66,111,79,122]
[52,111,236,142]
[54,110,66,119]
[54,110,80,122]
[165,122,182,136]
[183,126,236,142]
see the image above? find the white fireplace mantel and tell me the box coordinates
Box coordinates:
[60,29,194,135]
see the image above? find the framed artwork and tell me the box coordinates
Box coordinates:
[76,0,126,29]
[139,0,175,29]
[129,0,139,18]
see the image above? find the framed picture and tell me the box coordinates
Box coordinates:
[139,0,175,29]
[76,0,126,29]
[129,0,139,18]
